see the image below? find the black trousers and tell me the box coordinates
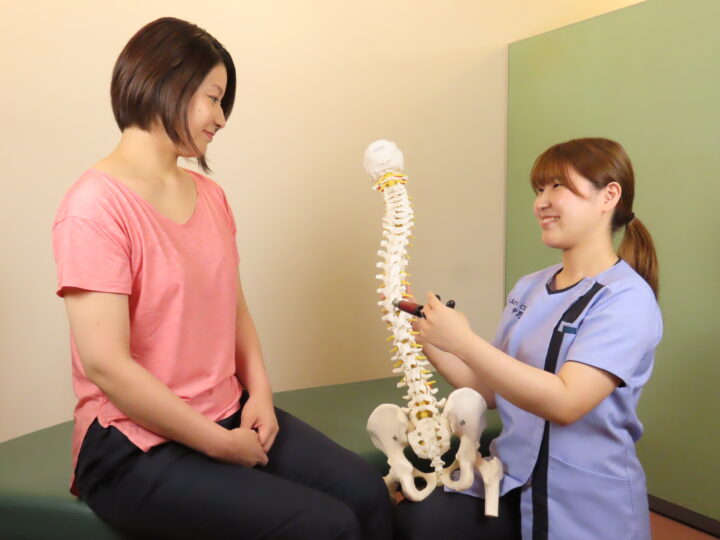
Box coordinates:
[76,402,393,540]
[393,487,522,540]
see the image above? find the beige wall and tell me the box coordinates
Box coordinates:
[0,0,643,442]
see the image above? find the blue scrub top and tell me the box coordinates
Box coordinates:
[463,260,662,540]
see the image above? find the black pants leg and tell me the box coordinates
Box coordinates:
[263,408,393,540]
[393,487,522,540]
[76,406,392,540]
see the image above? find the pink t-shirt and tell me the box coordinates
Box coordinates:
[52,168,243,495]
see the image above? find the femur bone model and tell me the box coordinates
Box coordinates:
[363,139,503,514]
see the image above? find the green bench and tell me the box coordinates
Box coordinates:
[0,377,501,539]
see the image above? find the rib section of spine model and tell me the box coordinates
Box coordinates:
[363,140,503,514]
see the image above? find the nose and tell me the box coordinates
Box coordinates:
[534,190,550,212]
[215,108,227,130]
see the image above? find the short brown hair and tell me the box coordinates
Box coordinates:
[531,138,659,297]
[111,17,236,173]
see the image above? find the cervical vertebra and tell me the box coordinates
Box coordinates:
[363,140,502,515]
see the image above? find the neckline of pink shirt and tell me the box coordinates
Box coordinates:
[88,167,201,228]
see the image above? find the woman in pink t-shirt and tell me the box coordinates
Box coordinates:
[53,17,391,540]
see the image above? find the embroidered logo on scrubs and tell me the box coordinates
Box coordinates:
[509,298,526,319]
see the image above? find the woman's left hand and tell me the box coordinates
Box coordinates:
[240,391,279,454]
[415,292,474,355]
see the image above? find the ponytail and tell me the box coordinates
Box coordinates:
[618,216,659,297]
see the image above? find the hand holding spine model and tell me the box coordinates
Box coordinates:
[363,140,503,513]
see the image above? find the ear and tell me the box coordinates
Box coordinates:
[602,182,622,213]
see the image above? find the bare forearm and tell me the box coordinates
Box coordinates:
[423,342,496,408]
[88,358,228,456]
[455,332,572,423]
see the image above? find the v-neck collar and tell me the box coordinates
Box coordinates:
[90,168,200,227]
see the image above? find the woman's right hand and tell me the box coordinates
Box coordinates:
[212,427,269,467]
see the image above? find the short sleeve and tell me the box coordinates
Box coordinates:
[52,216,132,297]
[565,286,662,385]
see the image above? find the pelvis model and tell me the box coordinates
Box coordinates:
[363,140,502,516]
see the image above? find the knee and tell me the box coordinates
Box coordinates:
[343,460,393,516]
[394,501,434,540]
[299,499,361,540]
[361,471,393,516]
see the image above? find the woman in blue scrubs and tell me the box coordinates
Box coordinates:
[395,137,661,540]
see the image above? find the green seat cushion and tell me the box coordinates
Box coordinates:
[0,422,129,539]
[0,376,500,539]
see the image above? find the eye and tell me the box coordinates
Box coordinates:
[535,187,544,194]
[209,96,220,104]
[552,183,562,189]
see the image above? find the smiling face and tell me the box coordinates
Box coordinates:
[180,63,228,158]
[533,167,619,251]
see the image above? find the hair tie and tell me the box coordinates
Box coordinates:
[626,212,635,226]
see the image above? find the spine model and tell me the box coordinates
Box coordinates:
[364,140,504,512]
[370,146,451,472]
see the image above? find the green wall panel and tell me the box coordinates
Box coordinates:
[507,0,720,520]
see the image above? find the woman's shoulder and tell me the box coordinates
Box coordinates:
[184,168,226,197]
[590,261,662,337]
[184,169,234,221]
[54,168,122,225]
[597,260,657,307]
